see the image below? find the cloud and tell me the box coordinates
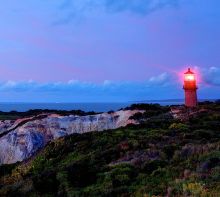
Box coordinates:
[0,80,37,92]
[0,72,177,102]
[0,68,218,102]
[0,75,169,92]
[55,0,180,24]
[103,0,179,14]
[200,67,220,86]
[148,72,172,86]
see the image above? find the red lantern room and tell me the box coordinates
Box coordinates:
[183,68,198,107]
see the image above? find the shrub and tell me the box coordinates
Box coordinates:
[182,182,206,196]
[192,129,214,140]
[143,160,168,174]
[169,123,189,132]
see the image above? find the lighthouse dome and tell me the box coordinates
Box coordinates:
[184,68,194,75]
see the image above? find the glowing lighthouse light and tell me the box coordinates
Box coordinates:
[183,68,198,107]
[185,74,195,81]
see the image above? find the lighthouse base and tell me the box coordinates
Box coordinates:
[184,90,198,107]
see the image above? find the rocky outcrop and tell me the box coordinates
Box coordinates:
[170,106,209,121]
[0,110,141,165]
[0,120,15,134]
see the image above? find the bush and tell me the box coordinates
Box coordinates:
[0,163,18,178]
[143,160,168,174]
[1,103,220,196]
[169,123,189,132]
[182,182,206,196]
[192,129,214,140]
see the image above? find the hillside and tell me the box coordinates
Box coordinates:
[0,102,220,196]
[0,109,141,165]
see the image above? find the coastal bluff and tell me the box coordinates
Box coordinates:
[0,110,141,165]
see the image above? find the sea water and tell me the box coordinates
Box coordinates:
[0,101,184,112]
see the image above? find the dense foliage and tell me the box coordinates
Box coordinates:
[0,102,220,196]
[0,109,97,120]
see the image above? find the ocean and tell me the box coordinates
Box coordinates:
[0,101,184,112]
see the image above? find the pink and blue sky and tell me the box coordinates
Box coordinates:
[0,0,219,102]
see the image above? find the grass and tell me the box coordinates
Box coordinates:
[0,102,220,196]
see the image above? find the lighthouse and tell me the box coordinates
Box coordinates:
[183,68,198,107]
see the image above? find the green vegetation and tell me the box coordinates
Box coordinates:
[0,102,220,196]
[0,109,97,120]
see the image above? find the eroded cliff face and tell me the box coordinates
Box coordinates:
[0,120,15,134]
[0,110,141,165]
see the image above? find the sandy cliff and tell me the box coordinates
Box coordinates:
[0,110,141,165]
